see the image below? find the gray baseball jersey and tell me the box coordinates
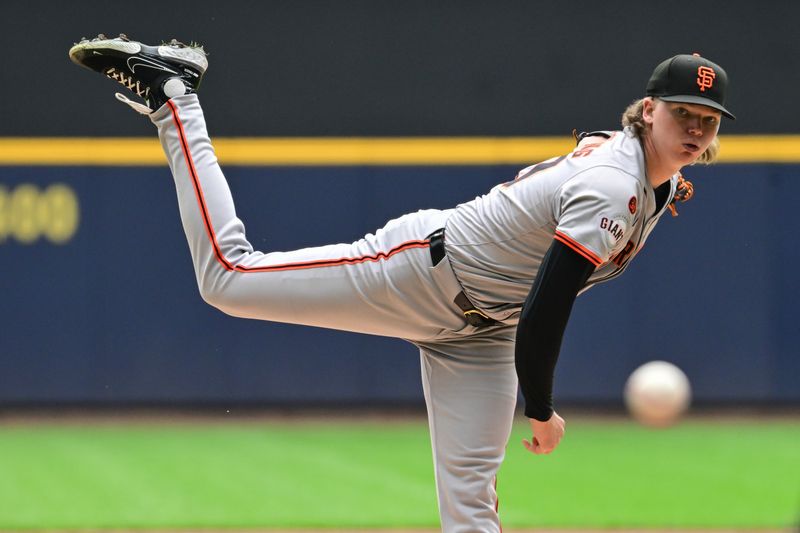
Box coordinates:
[154,94,675,533]
[445,130,678,323]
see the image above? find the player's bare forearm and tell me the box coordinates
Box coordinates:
[523,411,566,455]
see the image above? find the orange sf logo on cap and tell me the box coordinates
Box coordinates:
[696,66,716,92]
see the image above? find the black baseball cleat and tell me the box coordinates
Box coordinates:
[69,33,208,114]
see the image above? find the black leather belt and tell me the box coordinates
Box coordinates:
[427,228,499,328]
[428,228,446,265]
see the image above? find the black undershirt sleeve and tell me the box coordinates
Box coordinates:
[515,238,597,421]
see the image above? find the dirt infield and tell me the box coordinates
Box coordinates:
[115,528,800,533]
[69,528,794,533]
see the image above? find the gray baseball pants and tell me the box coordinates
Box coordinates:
[152,94,519,533]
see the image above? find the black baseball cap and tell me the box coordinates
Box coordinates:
[646,53,735,120]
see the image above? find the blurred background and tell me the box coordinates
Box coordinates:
[0,1,798,531]
[0,0,797,412]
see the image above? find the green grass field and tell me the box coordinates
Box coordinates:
[0,415,797,530]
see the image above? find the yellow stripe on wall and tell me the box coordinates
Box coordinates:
[0,136,798,166]
[715,136,800,163]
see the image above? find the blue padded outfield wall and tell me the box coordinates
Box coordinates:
[0,161,797,407]
[1,1,798,408]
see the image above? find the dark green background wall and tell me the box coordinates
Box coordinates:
[1,0,795,136]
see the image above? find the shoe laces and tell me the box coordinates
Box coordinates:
[114,93,153,115]
[104,67,154,114]
[104,67,149,100]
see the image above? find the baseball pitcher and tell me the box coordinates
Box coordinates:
[70,35,733,532]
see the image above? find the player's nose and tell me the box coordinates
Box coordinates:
[686,117,703,136]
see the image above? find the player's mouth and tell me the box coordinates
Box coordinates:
[682,143,700,153]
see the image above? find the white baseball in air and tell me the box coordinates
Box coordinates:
[163,77,187,98]
[624,361,691,428]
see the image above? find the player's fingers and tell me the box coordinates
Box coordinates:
[523,438,545,454]
[536,442,552,454]
[537,435,559,454]
[524,437,547,455]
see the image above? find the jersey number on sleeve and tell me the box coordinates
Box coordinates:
[501,156,567,188]
[611,240,635,267]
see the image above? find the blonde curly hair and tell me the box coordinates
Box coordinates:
[621,98,720,165]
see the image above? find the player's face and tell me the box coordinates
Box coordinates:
[643,98,721,168]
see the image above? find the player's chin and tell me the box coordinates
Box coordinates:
[677,146,702,165]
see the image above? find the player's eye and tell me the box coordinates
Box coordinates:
[703,115,718,126]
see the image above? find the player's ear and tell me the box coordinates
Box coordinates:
[642,97,656,125]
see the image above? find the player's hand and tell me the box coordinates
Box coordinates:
[523,411,565,455]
